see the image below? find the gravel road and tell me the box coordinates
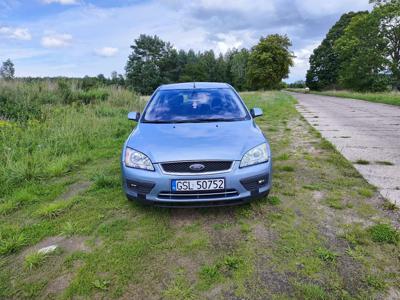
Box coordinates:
[293,92,400,205]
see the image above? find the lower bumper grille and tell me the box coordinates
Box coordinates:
[240,174,269,191]
[158,189,239,200]
[126,179,155,194]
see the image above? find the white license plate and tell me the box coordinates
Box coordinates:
[171,179,225,192]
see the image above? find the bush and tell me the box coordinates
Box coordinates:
[0,81,42,121]
[76,89,109,104]
[57,80,74,104]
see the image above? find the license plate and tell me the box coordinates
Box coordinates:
[171,178,225,192]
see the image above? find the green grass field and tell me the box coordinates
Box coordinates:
[0,87,399,299]
[286,88,400,106]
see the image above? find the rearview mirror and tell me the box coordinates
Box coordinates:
[250,107,263,118]
[128,112,140,122]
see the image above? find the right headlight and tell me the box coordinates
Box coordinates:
[124,147,154,171]
[240,143,269,168]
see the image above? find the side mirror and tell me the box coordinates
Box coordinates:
[128,112,140,122]
[250,107,263,118]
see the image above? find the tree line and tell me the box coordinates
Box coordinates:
[306,0,400,92]
[125,34,294,94]
[1,33,294,95]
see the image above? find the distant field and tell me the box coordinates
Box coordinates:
[0,84,399,299]
[286,88,400,106]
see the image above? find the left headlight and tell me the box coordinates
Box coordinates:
[125,148,154,171]
[240,143,269,168]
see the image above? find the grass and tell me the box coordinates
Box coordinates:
[0,89,399,299]
[286,88,400,106]
[355,159,370,165]
[315,247,338,262]
[368,224,399,244]
[24,252,48,270]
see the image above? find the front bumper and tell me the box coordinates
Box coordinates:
[121,160,271,207]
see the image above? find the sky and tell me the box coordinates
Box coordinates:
[0,0,372,82]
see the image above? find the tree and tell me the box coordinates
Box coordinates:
[97,74,107,84]
[179,50,204,82]
[372,0,400,89]
[335,12,389,91]
[246,34,294,90]
[306,12,367,90]
[0,59,15,80]
[227,48,250,90]
[125,34,177,94]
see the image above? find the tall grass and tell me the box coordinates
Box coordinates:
[0,81,142,197]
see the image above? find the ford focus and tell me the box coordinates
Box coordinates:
[121,82,272,207]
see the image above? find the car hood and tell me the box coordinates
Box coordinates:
[126,120,266,163]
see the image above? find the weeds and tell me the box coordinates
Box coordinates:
[295,282,327,300]
[315,247,338,262]
[365,274,386,291]
[375,161,394,166]
[382,200,398,211]
[24,252,47,270]
[267,195,281,205]
[355,159,370,165]
[368,224,399,244]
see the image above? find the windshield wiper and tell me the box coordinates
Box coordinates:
[189,118,238,123]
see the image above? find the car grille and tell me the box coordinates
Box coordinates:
[160,161,233,174]
[158,189,238,200]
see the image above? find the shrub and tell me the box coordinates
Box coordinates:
[57,80,74,104]
[76,89,109,104]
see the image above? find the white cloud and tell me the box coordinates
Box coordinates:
[94,47,119,57]
[42,0,79,4]
[295,0,370,18]
[3,0,373,80]
[289,42,320,82]
[41,33,72,48]
[0,26,31,40]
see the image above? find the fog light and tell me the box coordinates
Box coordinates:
[258,179,265,184]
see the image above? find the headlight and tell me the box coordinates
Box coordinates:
[240,143,269,168]
[125,148,154,171]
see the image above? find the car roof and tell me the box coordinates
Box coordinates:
[158,82,231,90]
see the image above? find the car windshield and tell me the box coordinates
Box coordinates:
[142,88,249,123]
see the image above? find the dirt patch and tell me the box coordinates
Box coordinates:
[253,223,277,245]
[121,283,162,300]
[203,285,224,299]
[384,287,400,300]
[169,209,202,228]
[175,256,201,282]
[44,272,74,297]
[57,181,91,201]
[312,191,325,201]
[209,226,242,252]
[22,236,91,258]
[246,255,295,299]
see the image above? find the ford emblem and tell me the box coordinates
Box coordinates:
[189,163,205,171]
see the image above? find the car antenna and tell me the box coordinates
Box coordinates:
[193,82,196,88]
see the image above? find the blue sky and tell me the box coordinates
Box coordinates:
[0,0,371,82]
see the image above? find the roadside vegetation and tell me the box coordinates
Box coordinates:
[286,88,400,106]
[284,0,400,107]
[305,1,399,93]
[0,85,398,299]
